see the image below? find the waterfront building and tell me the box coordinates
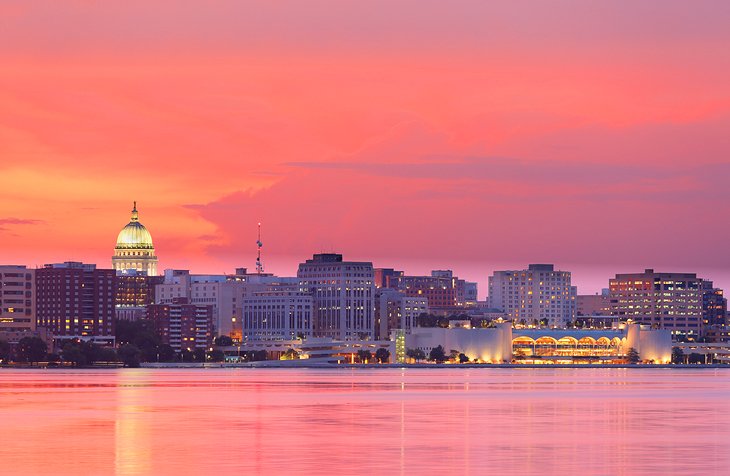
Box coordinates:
[297,253,375,340]
[0,265,35,333]
[146,298,213,353]
[36,262,115,338]
[112,202,158,276]
[488,264,577,327]
[375,288,428,339]
[406,322,671,364]
[241,291,313,341]
[577,290,610,316]
[609,269,703,340]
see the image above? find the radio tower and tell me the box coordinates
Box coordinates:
[255,222,264,274]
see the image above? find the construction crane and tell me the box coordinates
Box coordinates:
[255,222,264,274]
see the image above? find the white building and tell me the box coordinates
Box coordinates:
[406,322,671,364]
[488,264,577,327]
[242,291,313,341]
[0,266,35,333]
[155,269,299,337]
[297,253,375,340]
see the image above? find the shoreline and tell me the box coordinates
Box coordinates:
[3,363,729,370]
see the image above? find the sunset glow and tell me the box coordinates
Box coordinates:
[2,1,729,294]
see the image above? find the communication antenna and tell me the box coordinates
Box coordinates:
[256,222,264,274]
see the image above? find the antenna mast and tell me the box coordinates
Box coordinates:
[256,222,264,274]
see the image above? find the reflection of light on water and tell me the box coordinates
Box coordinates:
[115,370,152,475]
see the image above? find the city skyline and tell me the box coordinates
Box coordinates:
[2,1,730,297]
[1,200,729,299]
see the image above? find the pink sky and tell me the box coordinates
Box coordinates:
[1,1,729,296]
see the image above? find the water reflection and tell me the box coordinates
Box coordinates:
[0,368,728,475]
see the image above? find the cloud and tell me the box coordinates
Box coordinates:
[0,217,44,225]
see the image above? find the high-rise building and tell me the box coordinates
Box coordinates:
[701,281,727,328]
[488,264,577,327]
[241,291,313,341]
[36,262,115,338]
[375,288,428,339]
[112,202,158,276]
[297,253,375,340]
[146,298,213,353]
[0,266,35,333]
[115,270,164,321]
[609,269,703,340]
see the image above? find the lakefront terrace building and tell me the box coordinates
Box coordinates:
[405,321,671,364]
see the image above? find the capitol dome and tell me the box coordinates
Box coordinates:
[112,202,158,276]
[115,203,154,249]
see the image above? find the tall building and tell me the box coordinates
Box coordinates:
[146,298,213,353]
[701,281,727,328]
[297,253,375,340]
[36,262,115,339]
[112,202,158,276]
[241,291,313,341]
[115,270,164,321]
[375,288,428,339]
[488,264,577,327]
[0,266,35,333]
[609,269,703,339]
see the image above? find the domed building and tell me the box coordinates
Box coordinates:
[112,202,158,276]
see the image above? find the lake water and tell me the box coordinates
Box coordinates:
[1,368,728,475]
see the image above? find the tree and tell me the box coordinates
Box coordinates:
[157,344,176,362]
[118,344,142,367]
[214,335,233,347]
[16,337,47,364]
[207,349,226,362]
[356,349,372,363]
[687,352,705,364]
[114,319,162,362]
[458,353,469,364]
[193,348,206,362]
[449,349,460,362]
[97,347,118,363]
[406,348,426,362]
[671,347,684,364]
[375,348,390,364]
[626,347,640,364]
[62,343,88,366]
[429,345,446,363]
[0,339,11,363]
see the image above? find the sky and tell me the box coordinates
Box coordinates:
[1,1,729,297]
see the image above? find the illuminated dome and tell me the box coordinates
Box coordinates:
[112,202,158,276]
[115,203,154,249]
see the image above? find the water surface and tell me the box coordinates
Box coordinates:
[1,368,728,475]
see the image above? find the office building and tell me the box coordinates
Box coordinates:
[297,253,375,340]
[241,291,313,341]
[609,269,703,340]
[0,266,35,333]
[146,298,213,353]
